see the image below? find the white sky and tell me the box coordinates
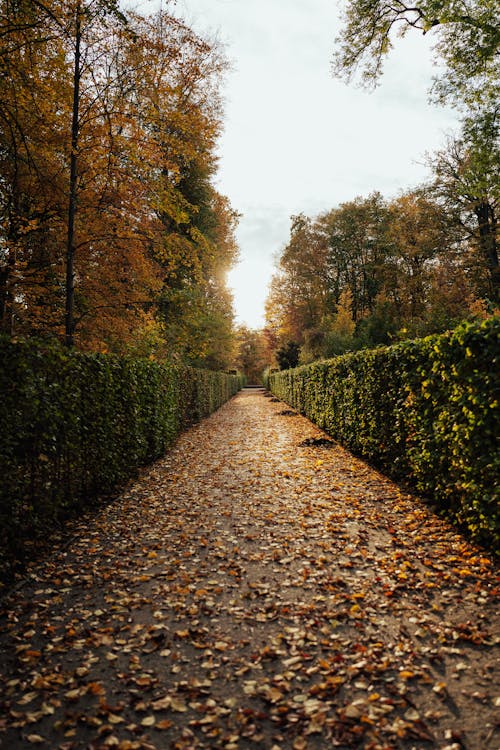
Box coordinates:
[141,0,460,329]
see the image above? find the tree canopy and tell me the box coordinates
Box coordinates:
[332,0,499,109]
[0,0,239,368]
[265,188,488,364]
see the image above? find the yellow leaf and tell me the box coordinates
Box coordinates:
[399,670,415,680]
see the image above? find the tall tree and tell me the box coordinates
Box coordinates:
[265,214,332,345]
[427,110,499,301]
[381,189,473,336]
[124,10,237,367]
[61,0,130,346]
[0,0,69,334]
[319,192,391,322]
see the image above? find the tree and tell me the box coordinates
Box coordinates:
[0,0,69,335]
[319,192,391,322]
[386,191,451,321]
[265,196,391,361]
[64,1,129,346]
[331,0,499,314]
[380,189,473,335]
[427,111,499,301]
[265,213,333,346]
[124,10,237,367]
[322,288,358,357]
[332,0,499,109]
[234,326,269,383]
[0,0,158,345]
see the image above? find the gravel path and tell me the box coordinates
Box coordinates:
[0,388,498,750]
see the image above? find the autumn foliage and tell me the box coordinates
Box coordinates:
[265,188,498,366]
[0,1,237,366]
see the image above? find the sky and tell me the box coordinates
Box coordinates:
[141,0,460,328]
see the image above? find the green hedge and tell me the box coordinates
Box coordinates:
[0,337,243,580]
[269,318,500,550]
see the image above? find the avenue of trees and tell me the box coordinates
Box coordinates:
[264,0,499,367]
[0,0,238,369]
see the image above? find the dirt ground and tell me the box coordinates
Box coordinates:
[0,388,498,750]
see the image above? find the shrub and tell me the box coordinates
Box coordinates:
[269,318,499,550]
[0,337,243,581]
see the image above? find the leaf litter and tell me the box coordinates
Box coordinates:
[0,389,498,749]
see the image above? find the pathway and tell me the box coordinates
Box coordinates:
[0,389,498,749]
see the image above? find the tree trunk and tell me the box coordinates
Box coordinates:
[0,183,21,335]
[0,262,13,334]
[65,1,82,347]
[475,200,499,302]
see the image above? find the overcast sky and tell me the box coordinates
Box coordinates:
[143,0,460,328]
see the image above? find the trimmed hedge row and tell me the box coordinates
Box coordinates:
[269,318,500,550]
[0,337,243,579]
